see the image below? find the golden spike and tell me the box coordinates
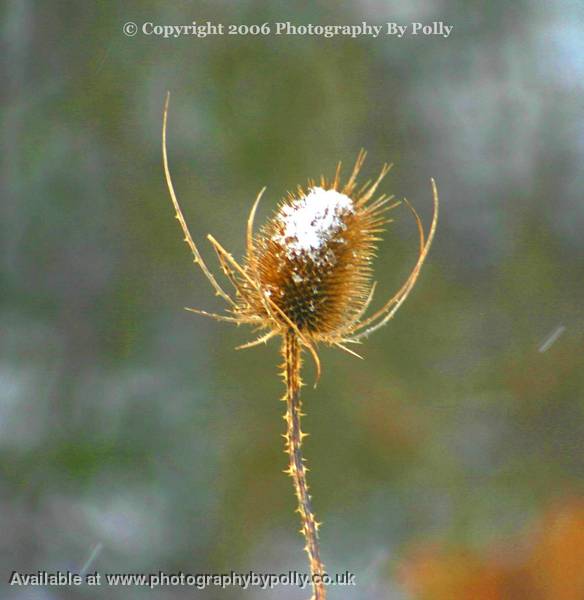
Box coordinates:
[162,93,236,307]
[349,178,439,340]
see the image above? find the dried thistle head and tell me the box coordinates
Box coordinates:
[242,154,396,341]
[162,94,438,380]
[162,93,438,600]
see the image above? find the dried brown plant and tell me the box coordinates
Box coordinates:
[162,93,438,600]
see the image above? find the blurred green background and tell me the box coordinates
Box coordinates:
[2,2,584,599]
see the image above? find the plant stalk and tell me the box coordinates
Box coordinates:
[282,329,326,600]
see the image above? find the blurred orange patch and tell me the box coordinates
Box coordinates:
[399,498,584,600]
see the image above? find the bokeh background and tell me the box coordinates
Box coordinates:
[2,2,584,599]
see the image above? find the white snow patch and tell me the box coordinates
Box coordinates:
[274,187,354,258]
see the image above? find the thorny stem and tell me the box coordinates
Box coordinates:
[282,330,326,600]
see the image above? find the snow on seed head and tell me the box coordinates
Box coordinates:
[273,187,354,259]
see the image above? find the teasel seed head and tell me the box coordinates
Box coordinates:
[162,92,438,376]
[247,155,395,341]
